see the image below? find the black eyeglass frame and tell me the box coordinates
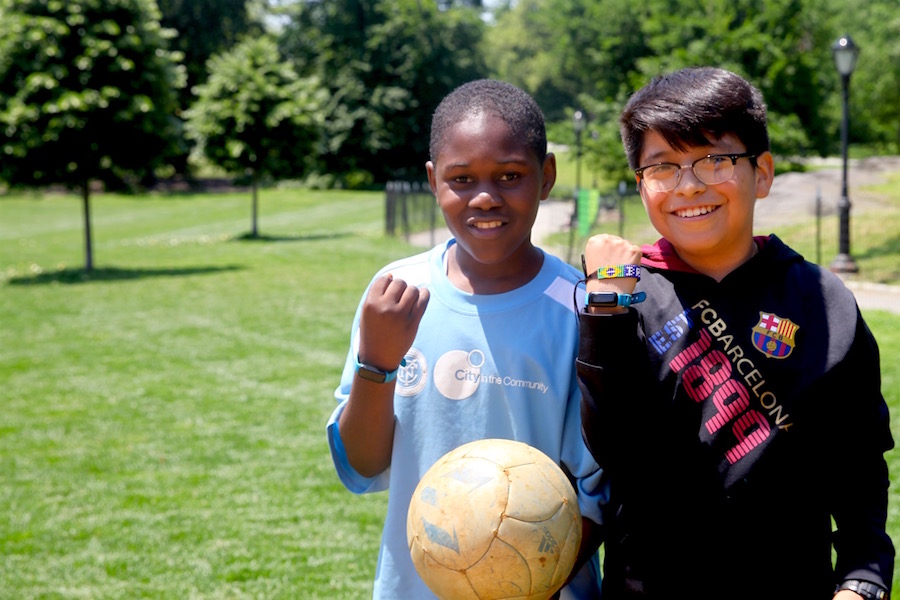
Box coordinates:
[634,152,758,191]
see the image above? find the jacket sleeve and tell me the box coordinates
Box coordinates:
[828,311,895,589]
[576,308,651,492]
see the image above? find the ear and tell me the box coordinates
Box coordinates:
[540,153,557,200]
[754,151,775,198]
[426,161,438,197]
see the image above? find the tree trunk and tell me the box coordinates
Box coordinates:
[250,174,259,238]
[82,182,94,272]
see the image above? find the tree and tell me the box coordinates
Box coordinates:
[633,0,833,157]
[157,0,265,105]
[0,0,185,271]
[484,0,647,122]
[828,0,900,153]
[485,0,852,184]
[279,0,487,185]
[156,0,267,175]
[184,35,326,238]
[483,0,573,120]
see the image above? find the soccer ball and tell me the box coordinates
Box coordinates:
[406,438,582,600]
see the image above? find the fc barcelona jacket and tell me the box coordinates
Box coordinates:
[577,234,894,599]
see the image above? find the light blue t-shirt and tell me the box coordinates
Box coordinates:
[327,239,605,599]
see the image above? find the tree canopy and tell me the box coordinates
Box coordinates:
[278,0,488,184]
[0,0,184,190]
[157,0,265,105]
[1,0,897,195]
[0,0,184,270]
[184,35,326,236]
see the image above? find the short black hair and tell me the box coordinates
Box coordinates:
[429,79,547,164]
[620,66,770,170]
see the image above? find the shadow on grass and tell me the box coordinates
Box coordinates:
[233,231,354,243]
[5,265,244,286]
[857,233,900,260]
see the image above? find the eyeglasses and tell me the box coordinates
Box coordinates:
[635,153,757,192]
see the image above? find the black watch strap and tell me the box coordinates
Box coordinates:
[585,290,647,308]
[836,580,889,600]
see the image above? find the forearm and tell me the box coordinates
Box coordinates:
[338,378,396,477]
[338,273,429,478]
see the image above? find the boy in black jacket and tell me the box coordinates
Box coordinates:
[577,66,894,599]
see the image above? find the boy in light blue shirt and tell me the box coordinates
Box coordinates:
[327,79,605,599]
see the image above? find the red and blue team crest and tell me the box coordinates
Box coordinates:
[752,312,798,359]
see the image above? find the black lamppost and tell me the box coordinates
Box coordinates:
[567,110,586,262]
[829,34,861,273]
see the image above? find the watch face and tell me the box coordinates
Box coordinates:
[357,364,387,383]
[586,291,618,307]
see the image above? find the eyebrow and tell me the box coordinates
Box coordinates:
[441,157,531,170]
[640,152,672,164]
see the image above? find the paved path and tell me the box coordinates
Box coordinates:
[838,280,900,314]
[409,158,900,314]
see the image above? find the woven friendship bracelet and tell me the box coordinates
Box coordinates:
[595,264,642,280]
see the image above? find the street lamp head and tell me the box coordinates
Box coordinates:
[832,35,860,77]
[573,110,585,134]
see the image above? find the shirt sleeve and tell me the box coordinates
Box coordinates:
[326,399,390,494]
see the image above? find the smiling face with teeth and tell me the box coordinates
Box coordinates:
[426,111,556,294]
[637,130,775,280]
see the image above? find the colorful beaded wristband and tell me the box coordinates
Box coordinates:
[595,264,641,280]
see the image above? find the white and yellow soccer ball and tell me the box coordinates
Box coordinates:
[406,438,582,600]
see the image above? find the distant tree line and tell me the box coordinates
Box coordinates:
[3,0,898,191]
[486,0,900,183]
[0,0,896,267]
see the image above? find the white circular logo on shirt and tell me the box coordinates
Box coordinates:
[396,347,427,396]
[433,349,483,400]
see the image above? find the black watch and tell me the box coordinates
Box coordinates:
[585,290,646,308]
[354,355,405,384]
[836,580,889,600]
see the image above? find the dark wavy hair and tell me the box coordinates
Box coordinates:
[620,67,770,170]
[429,79,547,164]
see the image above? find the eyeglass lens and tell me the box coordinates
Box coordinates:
[641,155,746,192]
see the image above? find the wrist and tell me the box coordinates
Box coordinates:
[835,580,889,600]
[588,264,642,280]
[585,290,646,309]
[355,355,406,384]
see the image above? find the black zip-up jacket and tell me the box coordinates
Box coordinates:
[577,235,894,599]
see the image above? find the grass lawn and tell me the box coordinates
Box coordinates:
[1,186,898,598]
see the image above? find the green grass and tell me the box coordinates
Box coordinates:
[1,186,898,598]
[1,189,409,598]
[769,172,900,285]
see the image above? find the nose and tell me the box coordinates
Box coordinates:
[469,185,503,209]
[673,164,705,193]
